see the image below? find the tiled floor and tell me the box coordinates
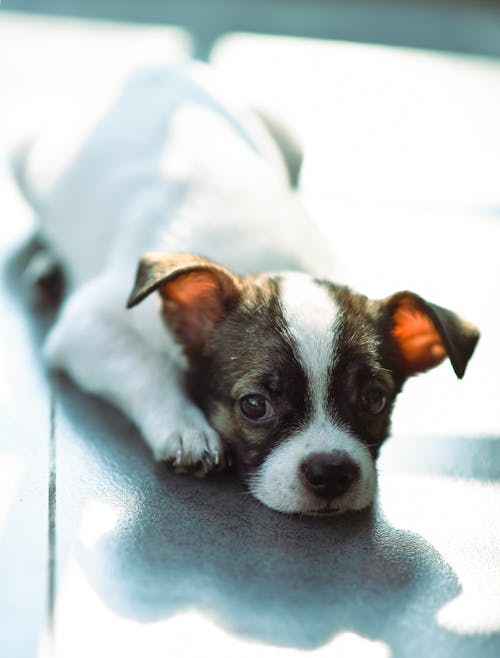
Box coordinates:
[1,11,500,658]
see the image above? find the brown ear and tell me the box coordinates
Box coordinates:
[381,291,479,379]
[127,252,241,349]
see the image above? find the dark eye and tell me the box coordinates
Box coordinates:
[239,393,275,422]
[361,385,388,415]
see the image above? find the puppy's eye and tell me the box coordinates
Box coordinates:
[361,385,388,415]
[239,394,275,422]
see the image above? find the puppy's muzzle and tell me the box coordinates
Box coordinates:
[300,451,360,500]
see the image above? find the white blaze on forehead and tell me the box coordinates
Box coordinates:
[279,273,340,408]
[253,274,377,516]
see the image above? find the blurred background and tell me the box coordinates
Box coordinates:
[4,0,500,58]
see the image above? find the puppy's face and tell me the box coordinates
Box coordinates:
[128,253,479,516]
[188,274,396,515]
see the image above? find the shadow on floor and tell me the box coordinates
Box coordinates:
[55,358,500,657]
[5,235,499,656]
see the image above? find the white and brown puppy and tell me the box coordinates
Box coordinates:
[14,64,479,515]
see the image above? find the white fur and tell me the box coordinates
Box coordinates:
[24,65,333,290]
[43,272,223,469]
[280,273,339,411]
[249,420,377,514]
[252,279,375,514]
[17,63,376,504]
[254,272,376,513]
[18,63,333,472]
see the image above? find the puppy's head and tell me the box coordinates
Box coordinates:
[127,253,479,515]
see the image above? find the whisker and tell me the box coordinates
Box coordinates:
[361,442,380,452]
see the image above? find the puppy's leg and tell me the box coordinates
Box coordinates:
[44,281,223,473]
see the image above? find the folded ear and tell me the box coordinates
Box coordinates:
[127,252,241,350]
[379,291,479,379]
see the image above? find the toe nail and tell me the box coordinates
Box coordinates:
[202,450,214,468]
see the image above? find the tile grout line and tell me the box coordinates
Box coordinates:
[47,378,57,656]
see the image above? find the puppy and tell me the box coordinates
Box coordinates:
[14,64,479,515]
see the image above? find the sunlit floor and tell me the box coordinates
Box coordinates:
[1,11,499,658]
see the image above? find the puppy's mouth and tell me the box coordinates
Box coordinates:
[303,506,342,517]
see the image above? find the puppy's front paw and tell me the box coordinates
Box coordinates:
[152,412,224,476]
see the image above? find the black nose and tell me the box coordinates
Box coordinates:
[300,451,360,499]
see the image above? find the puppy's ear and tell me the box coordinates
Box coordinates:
[127,252,241,349]
[379,291,479,379]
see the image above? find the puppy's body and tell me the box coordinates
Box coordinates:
[15,64,479,515]
[22,65,331,289]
